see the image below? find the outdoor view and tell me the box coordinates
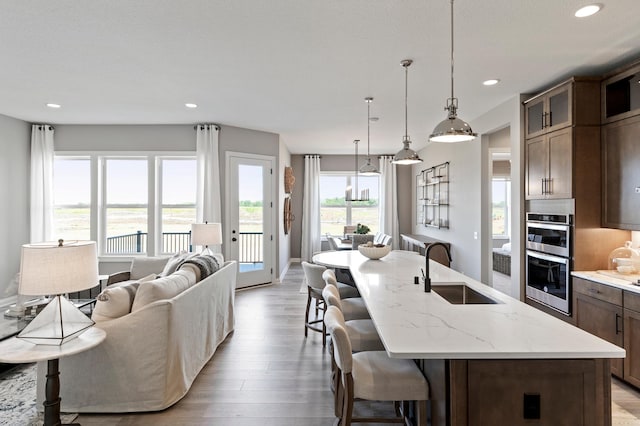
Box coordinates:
[492,178,510,236]
[320,174,379,236]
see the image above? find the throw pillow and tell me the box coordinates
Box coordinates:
[131,270,193,312]
[129,256,170,280]
[159,250,189,277]
[92,282,140,322]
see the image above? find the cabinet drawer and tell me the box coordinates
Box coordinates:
[574,277,622,305]
[625,291,640,312]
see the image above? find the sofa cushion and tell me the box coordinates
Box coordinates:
[91,272,153,323]
[159,251,192,277]
[131,269,196,312]
[130,256,170,280]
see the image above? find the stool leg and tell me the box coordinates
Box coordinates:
[305,288,312,337]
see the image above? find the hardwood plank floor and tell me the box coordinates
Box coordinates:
[76,263,640,425]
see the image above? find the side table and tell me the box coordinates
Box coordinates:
[0,327,106,425]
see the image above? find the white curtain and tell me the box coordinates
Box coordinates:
[379,155,400,249]
[301,155,322,261]
[196,125,221,224]
[30,124,55,243]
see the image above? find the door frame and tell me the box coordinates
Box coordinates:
[224,151,277,287]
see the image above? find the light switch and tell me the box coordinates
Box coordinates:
[473,231,478,240]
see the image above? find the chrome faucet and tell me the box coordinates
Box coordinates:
[424,242,452,293]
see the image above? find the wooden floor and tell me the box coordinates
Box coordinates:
[76,263,640,425]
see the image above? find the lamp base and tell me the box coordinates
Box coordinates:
[17,295,94,345]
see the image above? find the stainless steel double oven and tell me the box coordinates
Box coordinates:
[525,212,572,315]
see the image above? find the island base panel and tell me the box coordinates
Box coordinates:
[421,358,611,426]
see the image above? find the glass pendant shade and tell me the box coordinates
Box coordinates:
[392,59,422,165]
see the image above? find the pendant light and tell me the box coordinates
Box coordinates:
[359,97,381,176]
[392,59,423,165]
[429,0,477,143]
[345,139,369,202]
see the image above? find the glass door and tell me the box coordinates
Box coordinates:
[226,153,275,288]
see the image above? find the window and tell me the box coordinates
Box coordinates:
[53,157,91,241]
[492,178,511,237]
[104,158,149,254]
[52,153,196,256]
[160,158,197,253]
[320,173,379,236]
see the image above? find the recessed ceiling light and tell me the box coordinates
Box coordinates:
[185,103,198,108]
[575,4,602,18]
[46,103,61,108]
[483,79,500,86]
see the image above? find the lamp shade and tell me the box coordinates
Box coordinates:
[19,240,98,296]
[392,138,422,165]
[191,222,222,246]
[429,115,477,143]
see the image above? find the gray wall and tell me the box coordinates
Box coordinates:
[288,154,412,258]
[0,114,30,296]
[55,123,283,277]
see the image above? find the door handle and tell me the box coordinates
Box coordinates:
[541,112,546,130]
[547,178,553,194]
[232,237,237,242]
[615,313,622,335]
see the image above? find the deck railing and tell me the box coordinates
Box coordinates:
[106,231,263,264]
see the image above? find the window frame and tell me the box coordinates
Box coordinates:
[319,171,380,236]
[491,176,511,239]
[53,151,196,258]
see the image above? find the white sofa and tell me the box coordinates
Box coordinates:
[36,259,237,413]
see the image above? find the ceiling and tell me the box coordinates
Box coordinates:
[1,1,639,155]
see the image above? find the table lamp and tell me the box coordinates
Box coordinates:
[191,222,222,255]
[17,240,98,345]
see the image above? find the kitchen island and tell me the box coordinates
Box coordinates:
[345,250,624,426]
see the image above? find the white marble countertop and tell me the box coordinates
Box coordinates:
[573,270,640,295]
[346,250,625,360]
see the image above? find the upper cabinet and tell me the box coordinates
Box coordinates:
[524,78,600,139]
[602,60,640,124]
[523,78,601,200]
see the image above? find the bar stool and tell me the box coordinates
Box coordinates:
[301,261,328,346]
[322,269,359,299]
[322,284,369,321]
[324,306,430,426]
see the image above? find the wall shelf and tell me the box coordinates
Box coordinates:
[416,161,450,229]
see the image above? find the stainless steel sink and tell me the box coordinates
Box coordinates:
[432,282,499,305]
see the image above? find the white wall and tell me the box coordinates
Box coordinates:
[412,140,482,279]
[0,114,30,296]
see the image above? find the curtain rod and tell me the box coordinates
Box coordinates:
[33,124,54,131]
[193,124,220,131]
[304,154,322,158]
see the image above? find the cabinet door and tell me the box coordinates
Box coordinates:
[525,97,546,138]
[602,115,640,230]
[547,127,573,199]
[525,135,547,199]
[575,293,624,377]
[546,84,572,133]
[624,308,640,388]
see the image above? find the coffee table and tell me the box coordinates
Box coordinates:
[0,327,106,426]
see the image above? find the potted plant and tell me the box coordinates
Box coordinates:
[355,223,370,234]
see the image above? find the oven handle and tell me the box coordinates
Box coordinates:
[526,222,571,232]
[526,250,569,265]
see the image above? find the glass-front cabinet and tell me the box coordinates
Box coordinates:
[525,82,572,138]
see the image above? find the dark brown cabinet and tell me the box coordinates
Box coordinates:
[602,60,640,124]
[624,291,640,387]
[602,115,640,230]
[573,277,624,378]
[524,78,600,201]
[525,127,573,199]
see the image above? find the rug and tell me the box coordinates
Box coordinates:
[0,363,78,426]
